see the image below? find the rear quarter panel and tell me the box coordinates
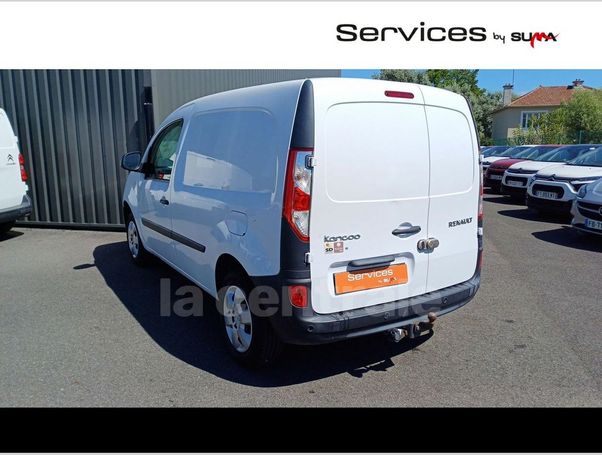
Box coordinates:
[168,80,305,295]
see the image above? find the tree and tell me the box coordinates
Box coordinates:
[425,70,482,96]
[562,89,602,137]
[373,69,431,86]
[374,69,502,144]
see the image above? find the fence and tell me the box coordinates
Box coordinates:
[0,70,152,229]
[491,130,602,146]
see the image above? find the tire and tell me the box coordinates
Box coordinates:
[217,271,283,367]
[125,213,151,266]
[0,221,15,234]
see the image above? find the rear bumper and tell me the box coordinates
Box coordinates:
[0,195,32,224]
[255,272,480,345]
[526,194,572,215]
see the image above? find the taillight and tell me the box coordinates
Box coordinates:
[288,285,308,309]
[283,147,313,242]
[18,153,28,182]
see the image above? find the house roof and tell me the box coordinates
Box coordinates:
[494,84,594,113]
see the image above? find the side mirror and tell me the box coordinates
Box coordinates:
[121,152,143,172]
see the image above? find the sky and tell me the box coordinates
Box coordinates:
[341,69,602,94]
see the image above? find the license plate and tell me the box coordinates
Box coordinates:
[490,174,503,180]
[536,190,558,200]
[585,218,602,231]
[334,263,408,295]
[507,180,524,187]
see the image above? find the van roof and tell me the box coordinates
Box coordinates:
[161,78,470,129]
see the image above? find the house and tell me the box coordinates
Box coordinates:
[491,79,593,143]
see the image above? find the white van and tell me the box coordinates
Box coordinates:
[121,79,482,366]
[0,109,31,234]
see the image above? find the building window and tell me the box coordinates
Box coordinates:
[521,111,547,129]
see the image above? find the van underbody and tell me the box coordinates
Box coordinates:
[252,270,480,345]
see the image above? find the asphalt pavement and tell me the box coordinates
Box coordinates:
[0,194,600,406]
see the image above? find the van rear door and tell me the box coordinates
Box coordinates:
[0,110,25,210]
[421,88,479,292]
[308,80,431,314]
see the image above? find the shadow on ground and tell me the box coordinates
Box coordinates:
[497,207,570,224]
[532,226,602,252]
[483,195,519,206]
[88,241,431,387]
[0,229,24,242]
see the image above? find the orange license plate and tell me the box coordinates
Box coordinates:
[334,263,408,295]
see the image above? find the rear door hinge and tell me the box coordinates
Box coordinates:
[304,252,312,264]
[305,155,316,169]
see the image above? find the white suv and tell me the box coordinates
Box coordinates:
[527,147,602,216]
[0,109,31,234]
[571,178,602,235]
[120,79,482,366]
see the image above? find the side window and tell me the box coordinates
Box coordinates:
[178,110,277,193]
[147,120,183,180]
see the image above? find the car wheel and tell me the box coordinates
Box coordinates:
[218,272,283,367]
[0,221,15,234]
[126,214,150,266]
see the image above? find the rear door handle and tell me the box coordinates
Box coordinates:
[349,255,395,269]
[159,196,169,205]
[392,225,421,236]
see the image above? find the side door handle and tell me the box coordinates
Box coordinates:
[392,225,421,236]
[159,196,170,206]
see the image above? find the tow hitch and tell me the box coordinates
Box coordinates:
[387,312,437,342]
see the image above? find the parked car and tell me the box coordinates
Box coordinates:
[479,146,490,162]
[571,178,602,236]
[527,147,602,216]
[481,145,535,171]
[0,108,31,234]
[120,79,483,366]
[482,145,511,159]
[483,145,538,190]
[502,144,601,200]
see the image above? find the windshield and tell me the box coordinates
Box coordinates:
[568,147,602,167]
[504,146,532,158]
[513,145,558,159]
[486,146,513,157]
[536,145,599,163]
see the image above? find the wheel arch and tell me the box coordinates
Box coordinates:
[215,253,250,292]
[123,201,133,224]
